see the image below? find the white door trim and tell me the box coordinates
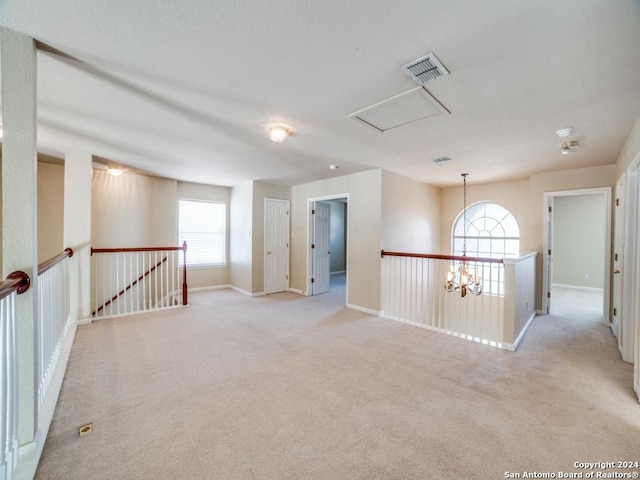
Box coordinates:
[622,154,640,400]
[306,193,349,301]
[542,187,612,324]
[264,198,290,295]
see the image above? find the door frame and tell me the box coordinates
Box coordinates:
[306,193,349,300]
[542,187,612,324]
[621,154,640,399]
[264,197,290,295]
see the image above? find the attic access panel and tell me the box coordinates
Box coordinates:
[349,87,450,133]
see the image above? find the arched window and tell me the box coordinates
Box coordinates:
[451,202,519,296]
[452,202,520,259]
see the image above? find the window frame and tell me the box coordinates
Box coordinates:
[178,198,227,268]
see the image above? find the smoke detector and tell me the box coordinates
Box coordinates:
[560,140,579,154]
[402,53,449,85]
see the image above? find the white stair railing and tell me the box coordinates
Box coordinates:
[381,251,538,352]
[91,243,188,319]
[0,271,30,480]
[37,248,73,409]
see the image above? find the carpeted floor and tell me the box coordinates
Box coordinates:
[35,279,639,479]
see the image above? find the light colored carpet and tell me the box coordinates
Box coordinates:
[36,280,639,479]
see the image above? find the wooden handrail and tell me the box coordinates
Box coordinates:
[91,244,187,255]
[381,250,504,264]
[0,271,31,300]
[38,248,74,276]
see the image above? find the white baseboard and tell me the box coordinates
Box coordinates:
[288,288,307,295]
[189,284,230,293]
[346,303,380,316]
[504,312,537,352]
[227,285,265,297]
[551,283,604,292]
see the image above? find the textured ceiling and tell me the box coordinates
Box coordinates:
[1,0,640,187]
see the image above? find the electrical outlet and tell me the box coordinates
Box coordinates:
[584,273,590,280]
[79,423,93,437]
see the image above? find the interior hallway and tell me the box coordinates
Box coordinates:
[36,284,639,479]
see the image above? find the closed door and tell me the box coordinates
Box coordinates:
[265,198,290,294]
[312,201,331,295]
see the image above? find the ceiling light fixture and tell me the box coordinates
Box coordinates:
[107,166,124,176]
[266,123,292,143]
[560,140,579,155]
[556,127,573,138]
[329,164,339,170]
[444,173,482,297]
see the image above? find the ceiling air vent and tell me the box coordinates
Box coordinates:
[402,52,449,85]
[432,156,451,164]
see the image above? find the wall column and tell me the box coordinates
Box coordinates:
[64,152,93,323]
[1,27,38,445]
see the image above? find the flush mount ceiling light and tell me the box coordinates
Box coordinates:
[107,166,124,176]
[556,127,573,138]
[329,164,339,170]
[560,140,579,155]
[266,123,292,143]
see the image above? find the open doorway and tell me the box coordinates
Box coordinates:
[543,188,612,322]
[308,195,348,303]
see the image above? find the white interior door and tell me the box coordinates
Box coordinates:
[612,175,625,341]
[265,198,290,294]
[311,201,331,295]
[545,197,554,314]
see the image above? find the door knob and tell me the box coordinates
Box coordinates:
[266,251,271,255]
[614,269,621,274]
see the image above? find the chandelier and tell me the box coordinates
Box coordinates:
[444,173,482,297]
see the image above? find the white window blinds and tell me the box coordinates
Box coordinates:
[179,199,226,266]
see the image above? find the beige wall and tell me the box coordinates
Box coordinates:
[616,117,640,180]
[252,181,290,294]
[440,178,530,255]
[382,170,441,253]
[328,201,346,273]
[37,162,65,262]
[552,194,606,289]
[291,169,382,312]
[92,169,177,248]
[178,181,230,288]
[230,181,253,294]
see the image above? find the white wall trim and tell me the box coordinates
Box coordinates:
[551,283,605,293]
[347,303,379,316]
[306,193,350,301]
[228,285,265,297]
[506,312,537,352]
[288,288,307,295]
[189,285,230,293]
[542,187,612,324]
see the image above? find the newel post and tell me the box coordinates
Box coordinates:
[182,241,188,305]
